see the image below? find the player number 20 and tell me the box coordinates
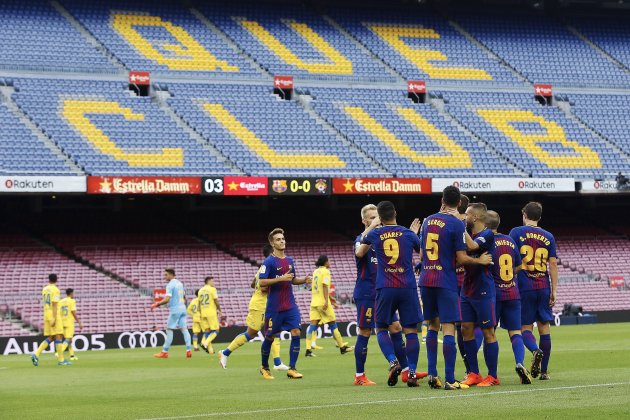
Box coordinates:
[425,233,439,261]
[499,254,513,282]
[520,245,549,272]
[383,238,399,265]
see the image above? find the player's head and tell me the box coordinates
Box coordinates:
[360,204,378,228]
[66,288,74,297]
[195,289,200,297]
[376,201,396,224]
[465,202,488,229]
[522,202,543,224]
[457,194,470,217]
[204,276,214,286]
[268,227,285,251]
[164,268,175,281]
[442,186,461,209]
[262,244,273,258]
[48,273,57,283]
[486,210,500,232]
[316,254,329,268]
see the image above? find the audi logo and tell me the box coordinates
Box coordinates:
[118,331,167,349]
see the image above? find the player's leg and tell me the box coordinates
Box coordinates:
[536,289,554,380]
[460,296,482,386]
[259,312,276,379]
[200,316,211,351]
[64,326,77,361]
[192,322,201,350]
[420,287,441,385]
[55,332,68,364]
[205,317,220,354]
[374,289,402,386]
[155,314,178,358]
[478,299,499,386]
[305,309,319,356]
[324,306,351,354]
[286,307,303,378]
[388,319,409,377]
[520,290,543,377]
[501,299,532,384]
[397,288,422,387]
[437,288,463,390]
[353,299,375,385]
[177,313,192,357]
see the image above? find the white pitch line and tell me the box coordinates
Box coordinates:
[137,381,630,420]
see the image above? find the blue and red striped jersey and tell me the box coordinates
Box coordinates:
[462,228,496,299]
[363,225,420,289]
[353,233,377,300]
[419,213,467,292]
[509,226,557,292]
[259,255,297,312]
[491,233,522,301]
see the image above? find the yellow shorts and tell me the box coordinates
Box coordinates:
[309,305,336,324]
[201,315,219,331]
[246,310,265,332]
[192,321,202,334]
[44,319,63,337]
[63,325,74,339]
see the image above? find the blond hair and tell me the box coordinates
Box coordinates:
[360,204,377,220]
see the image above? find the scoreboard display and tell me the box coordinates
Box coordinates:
[268,178,331,196]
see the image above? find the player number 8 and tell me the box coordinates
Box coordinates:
[498,254,513,282]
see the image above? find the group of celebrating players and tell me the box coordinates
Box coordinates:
[30,185,557,391]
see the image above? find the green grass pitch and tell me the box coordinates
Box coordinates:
[2,323,630,419]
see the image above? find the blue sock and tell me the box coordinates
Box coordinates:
[192,334,198,342]
[182,329,192,351]
[163,330,173,352]
[391,331,408,370]
[483,341,499,378]
[443,335,457,383]
[261,338,273,368]
[474,327,484,351]
[45,338,52,345]
[289,336,300,368]
[540,334,551,372]
[511,334,525,365]
[426,329,438,377]
[463,339,479,374]
[456,325,465,360]
[376,330,396,363]
[64,339,71,346]
[274,357,282,366]
[354,334,370,374]
[405,333,419,375]
[522,330,539,353]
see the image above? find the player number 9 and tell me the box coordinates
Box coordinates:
[383,238,400,265]
[425,233,439,261]
[499,254,513,282]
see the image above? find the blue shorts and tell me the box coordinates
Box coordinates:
[375,288,423,329]
[356,298,399,329]
[459,295,496,329]
[264,306,301,336]
[496,299,521,331]
[521,289,554,325]
[420,286,460,324]
[167,312,187,329]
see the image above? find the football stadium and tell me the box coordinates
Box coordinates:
[1,0,630,418]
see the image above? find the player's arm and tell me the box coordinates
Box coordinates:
[51,301,58,326]
[456,250,492,266]
[292,274,312,286]
[259,272,294,286]
[322,284,330,310]
[549,257,558,307]
[71,309,83,330]
[151,295,171,310]
[250,277,257,289]
[464,231,480,251]
[214,298,222,318]
[356,217,380,257]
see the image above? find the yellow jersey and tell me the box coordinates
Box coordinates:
[59,297,76,327]
[311,266,331,307]
[187,298,201,323]
[42,284,61,321]
[248,267,268,312]
[198,285,218,317]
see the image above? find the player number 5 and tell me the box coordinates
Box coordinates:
[425,233,439,261]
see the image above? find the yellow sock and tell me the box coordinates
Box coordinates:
[333,328,345,347]
[271,338,281,359]
[201,333,209,347]
[68,342,75,357]
[311,330,318,346]
[421,324,428,339]
[227,333,249,353]
[55,341,66,362]
[207,331,218,344]
[192,335,198,348]
[35,339,50,357]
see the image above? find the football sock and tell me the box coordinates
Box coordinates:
[331,324,344,347]
[305,325,317,350]
[271,337,281,365]
[35,338,51,357]
[376,330,396,364]
[261,338,273,368]
[405,333,419,375]
[192,334,198,348]
[201,332,210,347]
[484,341,499,378]
[510,334,525,365]
[354,335,369,375]
[64,339,73,356]
[474,327,484,351]
[182,329,192,351]
[225,332,251,356]
[311,330,318,347]
[391,331,408,370]
[540,334,551,372]
[426,329,438,377]
[163,330,173,352]
[207,331,218,345]
[456,325,471,373]
[522,330,539,353]
[443,335,457,383]
[463,339,480,374]
[289,336,300,368]
[55,340,65,362]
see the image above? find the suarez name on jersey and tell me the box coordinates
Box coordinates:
[492,233,522,301]
[509,226,557,291]
[362,225,420,289]
[259,255,297,312]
